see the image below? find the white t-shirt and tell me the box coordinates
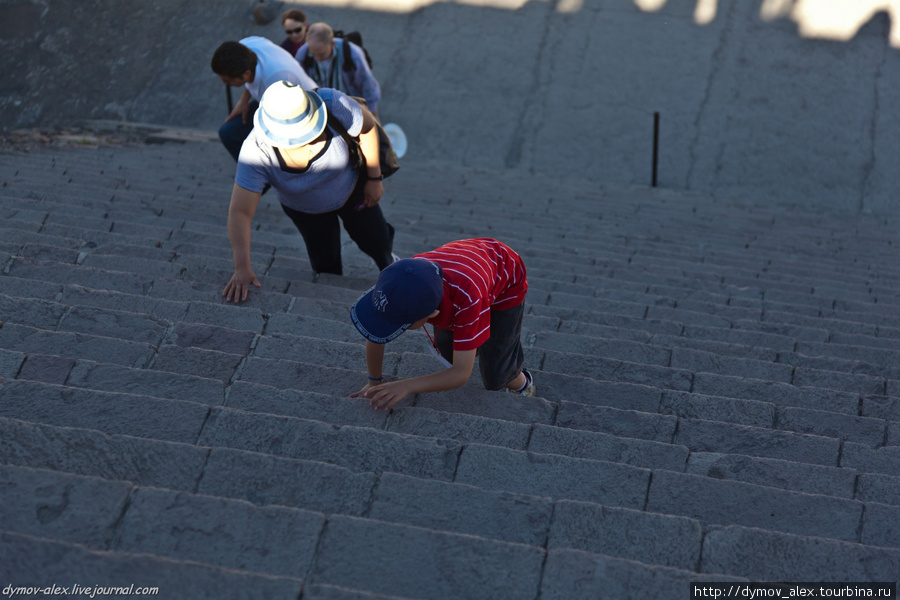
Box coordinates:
[240,36,315,101]
[235,89,364,214]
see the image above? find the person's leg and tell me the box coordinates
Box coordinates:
[337,178,395,271]
[218,101,258,162]
[280,204,344,275]
[478,303,526,391]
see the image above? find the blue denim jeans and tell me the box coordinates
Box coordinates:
[218,100,259,162]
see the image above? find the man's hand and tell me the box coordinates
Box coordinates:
[223,267,261,303]
[225,95,251,124]
[363,179,384,207]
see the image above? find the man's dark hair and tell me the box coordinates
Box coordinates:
[281,9,307,24]
[210,41,258,78]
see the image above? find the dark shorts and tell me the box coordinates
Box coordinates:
[433,302,526,390]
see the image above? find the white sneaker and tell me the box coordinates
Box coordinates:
[509,368,535,397]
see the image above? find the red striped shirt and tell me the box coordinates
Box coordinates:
[415,238,528,351]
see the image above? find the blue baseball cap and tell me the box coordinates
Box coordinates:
[351,259,444,344]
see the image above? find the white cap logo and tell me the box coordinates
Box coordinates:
[373,290,389,312]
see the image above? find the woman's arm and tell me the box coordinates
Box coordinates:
[223,183,263,303]
[357,105,384,207]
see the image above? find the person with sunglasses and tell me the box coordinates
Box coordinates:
[280,9,308,56]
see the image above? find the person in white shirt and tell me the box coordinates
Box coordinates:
[211,36,316,161]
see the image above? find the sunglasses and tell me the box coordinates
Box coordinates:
[285,25,306,35]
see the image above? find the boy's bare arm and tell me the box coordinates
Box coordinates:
[350,340,386,398]
[360,348,477,411]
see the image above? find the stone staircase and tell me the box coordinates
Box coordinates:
[1,132,899,599]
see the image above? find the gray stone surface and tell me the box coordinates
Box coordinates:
[841,442,900,476]
[197,449,375,516]
[0,380,208,443]
[555,401,677,443]
[310,516,544,600]
[701,526,900,580]
[115,488,326,577]
[66,360,224,406]
[675,418,840,466]
[540,548,741,600]
[17,354,75,385]
[198,408,460,480]
[368,473,552,547]
[0,464,130,548]
[527,423,688,471]
[547,500,702,571]
[686,453,857,498]
[861,502,900,549]
[647,471,863,541]
[455,444,650,509]
[855,473,900,507]
[0,531,303,599]
[659,390,775,428]
[0,418,208,491]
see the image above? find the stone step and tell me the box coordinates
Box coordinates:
[0,531,304,599]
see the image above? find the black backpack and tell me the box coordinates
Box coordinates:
[300,31,373,74]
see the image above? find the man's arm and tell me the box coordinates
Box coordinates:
[226,88,253,123]
[223,183,263,303]
[361,348,477,411]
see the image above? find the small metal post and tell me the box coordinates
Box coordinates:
[652,112,660,187]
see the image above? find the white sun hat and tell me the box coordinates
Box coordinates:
[254,80,327,149]
[382,122,407,159]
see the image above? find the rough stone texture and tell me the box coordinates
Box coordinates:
[686,453,856,498]
[0,418,208,491]
[776,407,886,445]
[843,439,900,473]
[647,471,863,542]
[701,526,900,580]
[0,464,131,548]
[385,407,530,450]
[0,531,303,599]
[540,549,743,600]
[856,473,900,507]
[311,516,545,600]
[861,502,900,549]
[197,449,375,516]
[555,401,677,444]
[0,380,208,443]
[368,473,553,547]
[527,423,688,471]
[198,408,461,480]
[659,390,775,428]
[16,354,75,385]
[66,359,224,406]
[674,419,840,466]
[455,444,650,509]
[547,500,702,571]
[115,488,326,577]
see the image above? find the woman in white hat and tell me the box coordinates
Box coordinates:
[222,80,395,302]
